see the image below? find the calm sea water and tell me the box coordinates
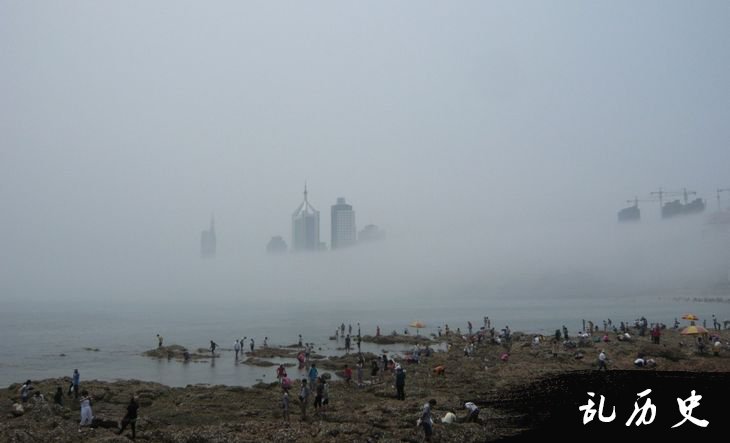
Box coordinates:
[1,287,725,388]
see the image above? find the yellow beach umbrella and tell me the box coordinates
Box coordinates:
[681,314,699,321]
[680,325,709,335]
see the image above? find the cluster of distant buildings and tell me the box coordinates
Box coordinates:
[200,185,384,258]
[267,185,385,254]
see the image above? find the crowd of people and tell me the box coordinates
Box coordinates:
[15,369,141,439]
[14,313,727,441]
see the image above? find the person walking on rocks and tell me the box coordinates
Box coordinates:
[54,386,64,406]
[597,349,608,371]
[308,363,318,388]
[369,359,379,383]
[277,364,287,383]
[313,377,324,413]
[281,388,290,423]
[157,334,163,348]
[298,334,303,347]
[210,340,218,357]
[356,335,362,352]
[305,343,312,361]
[345,334,351,354]
[356,361,364,387]
[343,365,353,384]
[71,369,80,399]
[79,390,94,430]
[250,338,255,352]
[298,379,310,421]
[321,377,329,412]
[282,373,292,391]
[395,365,406,400]
[420,399,437,442]
[234,339,241,361]
[19,380,32,403]
[117,395,139,439]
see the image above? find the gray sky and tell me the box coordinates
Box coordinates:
[1,1,729,302]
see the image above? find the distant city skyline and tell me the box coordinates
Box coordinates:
[260,186,386,253]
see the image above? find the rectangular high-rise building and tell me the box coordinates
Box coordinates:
[331,197,356,250]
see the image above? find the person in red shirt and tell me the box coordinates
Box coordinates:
[343,365,353,384]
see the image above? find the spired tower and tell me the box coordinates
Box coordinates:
[201,215,216,258]
[291,184,320,252]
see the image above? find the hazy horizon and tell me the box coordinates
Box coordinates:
[2,1,729,304]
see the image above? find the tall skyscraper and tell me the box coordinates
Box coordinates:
[291,184,320,252]
[331,197,356,249]
[200,215,216,258]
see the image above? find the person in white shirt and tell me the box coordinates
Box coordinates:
[597,350,608,371]
[79,390,94,429]
[464,401,480,422]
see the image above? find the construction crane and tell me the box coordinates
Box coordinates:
[717,188,730,211]
[650,187,697,206]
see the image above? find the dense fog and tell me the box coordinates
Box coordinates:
[2,1,729,307]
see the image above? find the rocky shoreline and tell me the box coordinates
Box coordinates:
[3,329,729,442]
